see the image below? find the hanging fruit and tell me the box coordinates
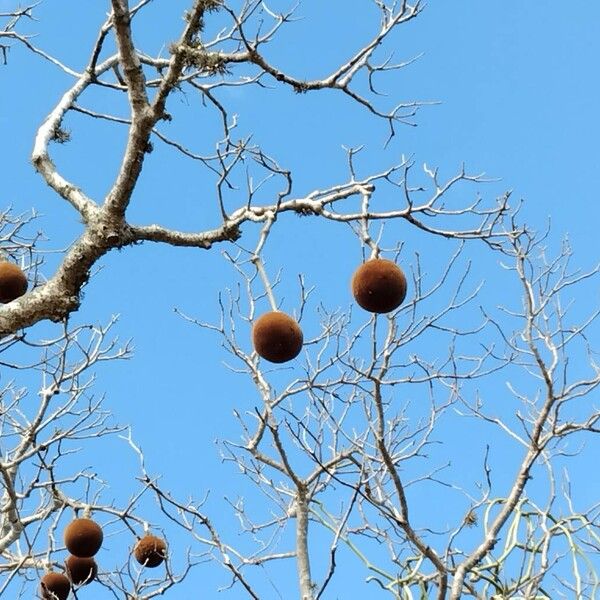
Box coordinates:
[252,311,303,363]
[351,258,407,313]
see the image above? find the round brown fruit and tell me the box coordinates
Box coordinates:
[0,261,28,303]
[66,555,97,586]
[40,572,71,600]
[252,311,303,363]
[351,258,407,314]
[64,518,103,558]
[134,535,167,568]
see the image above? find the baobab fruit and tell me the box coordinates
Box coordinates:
[252,311,303,363]
[40,572,71,600]
[63,517,103,557]
[134,535,167,568]
[351,258,407,314]
[65,555,97,586]
[0,261,27,303]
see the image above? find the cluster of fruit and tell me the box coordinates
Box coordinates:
[252,258,407,363]
[0,258,407,362]
[1,257,406,597]
[39,517,167,599]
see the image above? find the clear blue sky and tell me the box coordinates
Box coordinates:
[2,1,599,597]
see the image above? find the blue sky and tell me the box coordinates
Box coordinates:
[2,1,599,598]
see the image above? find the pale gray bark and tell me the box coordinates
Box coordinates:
[296,488,314,600]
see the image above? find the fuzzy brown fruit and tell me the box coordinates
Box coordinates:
[0,261,28,303]
[134,535,167,568]
[40,572,71,600]
[64,518,103,558]
[65,555,97,586]
[351,258,407,314]
[252,311,303,363]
